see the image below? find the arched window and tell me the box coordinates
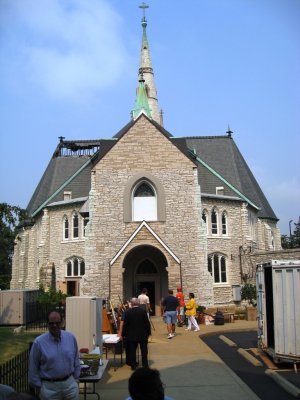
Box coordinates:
[208,254,227,283]
[202,210,208,234]
[66,257,85,277]
[221,212,227,235]
[133,181,157,221]
[80,260,85,275]
[63,216,69,240]
[83,217,89,237]
[211,209,218,235]
[73,213,79,238]
[136,259,157,274]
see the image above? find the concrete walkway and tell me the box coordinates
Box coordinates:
[80,317,259,400]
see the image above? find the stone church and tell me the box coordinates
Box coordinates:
[11,9,281,315]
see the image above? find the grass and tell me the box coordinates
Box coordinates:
[0,327,43,364]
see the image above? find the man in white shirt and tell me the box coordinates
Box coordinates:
[138,288,151,316]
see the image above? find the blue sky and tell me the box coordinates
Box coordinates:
[0,0,299,235]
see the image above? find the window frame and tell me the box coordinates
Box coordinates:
[72,212,79,239]
[132,180,158,222]
[221,211,228,236]
[211,208,218,235]
[66,257,85,277]
[208,253,228,284]
[63,216,69,240]
[123,172,166,222]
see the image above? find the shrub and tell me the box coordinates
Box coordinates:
[37,285,67,306]
[241,283,257,306]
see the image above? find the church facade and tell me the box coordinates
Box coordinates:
[11,10,281,314]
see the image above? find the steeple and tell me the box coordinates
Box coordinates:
[132,73,152,120]
[132,3,162,125]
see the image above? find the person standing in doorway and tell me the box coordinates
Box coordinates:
[138,288,151,317]
[185,292,200,331]
[162,289,179,339]
[120,298,151,370]
[29,310,81,400]
[175,287,185,327]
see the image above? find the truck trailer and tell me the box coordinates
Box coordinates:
[256,260,300,369]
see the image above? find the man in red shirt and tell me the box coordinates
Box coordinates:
[175,288,185,327]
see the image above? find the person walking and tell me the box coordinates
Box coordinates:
[185,292,200,331]
[161,289,179,339]
[138,288,151,317]
[29,310,81,400]
[120,298,151,370]
[175,287,185,327]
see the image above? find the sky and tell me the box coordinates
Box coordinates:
[0,0,299,235]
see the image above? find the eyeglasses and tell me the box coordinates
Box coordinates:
[48,321,61,326]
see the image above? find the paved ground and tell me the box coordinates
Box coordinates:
[80,317,260,400]
[202,330,300,400]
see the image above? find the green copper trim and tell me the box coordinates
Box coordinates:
[188,149,260,210]
[132,78,152,119]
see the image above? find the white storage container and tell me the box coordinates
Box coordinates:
[0,289,39,325]
[256,260,300,364]
[66,296,103,352]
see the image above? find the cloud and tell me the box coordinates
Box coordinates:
[1,0,131,101]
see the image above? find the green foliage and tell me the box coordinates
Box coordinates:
[281,235,290,249]
[37,285,67,306]
[0,203,28,281]
[281,220,300,249]
[241,283,257,306]
[0,275,11,290]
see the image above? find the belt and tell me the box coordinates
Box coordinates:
[42,374,71,382]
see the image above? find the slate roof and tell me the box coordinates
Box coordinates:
[27,118,277,221]
[184,135,277,220]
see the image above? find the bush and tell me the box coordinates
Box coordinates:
[241,283,257,306]
[0,275,11,290]
[37,285,67,306]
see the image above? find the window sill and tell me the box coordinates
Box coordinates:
[213,283,230,287]
[61,239,85,243]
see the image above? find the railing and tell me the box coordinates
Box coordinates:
[25,302,65,330]
[0,347,30,392]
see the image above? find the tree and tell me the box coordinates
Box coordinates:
[241,283,257,306]
[292,220,300,248]
[281,219,300,249]
[0,203,28,289]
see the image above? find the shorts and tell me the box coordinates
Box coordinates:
[165,311,177,324]
[178,306,185,317]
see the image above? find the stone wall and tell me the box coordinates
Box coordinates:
[82,116,213,305]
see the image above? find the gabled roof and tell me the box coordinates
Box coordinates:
[184,135,277,220]
[27,139,115,216]
[27,120,277,222]
[110,221,180,266]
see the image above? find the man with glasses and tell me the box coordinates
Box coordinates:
[29,310,80,400]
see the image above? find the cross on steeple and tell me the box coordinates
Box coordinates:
[139,2,149,19]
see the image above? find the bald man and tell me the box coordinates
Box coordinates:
[120,298,151,370]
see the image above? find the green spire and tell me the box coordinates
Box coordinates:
[132,3,162,124]
[132,74,152,119]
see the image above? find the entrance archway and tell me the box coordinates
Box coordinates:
[122,245,169,315]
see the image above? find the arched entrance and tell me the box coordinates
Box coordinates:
[123,245,169,315]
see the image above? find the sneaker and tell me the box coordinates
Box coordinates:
[171,333,175,337]
[168,333,173,339]
[194,328,200,332]
[185,328,191,331]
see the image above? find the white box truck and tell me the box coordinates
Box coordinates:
[256,260,300,366]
